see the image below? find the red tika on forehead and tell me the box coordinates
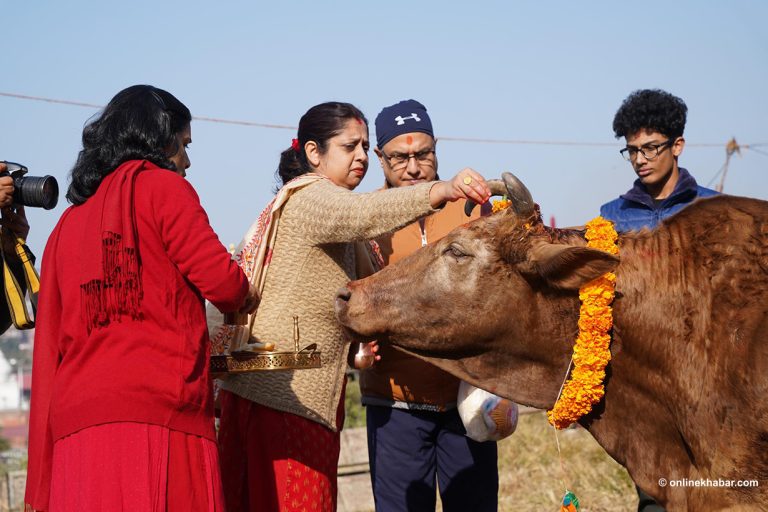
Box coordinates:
[406,135,413,145]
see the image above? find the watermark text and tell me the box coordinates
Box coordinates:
[657,477,759,488]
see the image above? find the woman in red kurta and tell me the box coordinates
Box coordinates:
[24,85,257,512]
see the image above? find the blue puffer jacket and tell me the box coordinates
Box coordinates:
[599,168,718,232]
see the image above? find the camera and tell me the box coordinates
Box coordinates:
[0,161,59,210]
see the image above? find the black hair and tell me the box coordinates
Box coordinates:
[277,102,368,187]
[66,85,192,205]
[612,89,687,140]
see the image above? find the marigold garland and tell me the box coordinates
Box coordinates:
[547,216,618,429]
[492,197,511,213]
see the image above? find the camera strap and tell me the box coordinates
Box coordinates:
[1,235,40,329]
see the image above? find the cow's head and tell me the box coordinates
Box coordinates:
[335,172,619,408]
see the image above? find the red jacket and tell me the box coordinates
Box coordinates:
[25,162,248,510]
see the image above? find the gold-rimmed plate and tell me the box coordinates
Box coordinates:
[211,343,321,376]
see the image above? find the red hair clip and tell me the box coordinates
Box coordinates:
[291,138,300,152]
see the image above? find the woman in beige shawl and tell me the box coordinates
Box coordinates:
[215,102,490,511]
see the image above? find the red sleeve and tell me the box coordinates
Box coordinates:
[148,172,248,312]
[25,220,65,511]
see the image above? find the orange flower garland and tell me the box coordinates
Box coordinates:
[547,216,618,429]
[492,197,512,213]
[489,199,618,428]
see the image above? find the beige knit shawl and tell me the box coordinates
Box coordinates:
[207,173,325,355]
[219,179,436,430]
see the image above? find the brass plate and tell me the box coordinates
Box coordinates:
[211,346,321,375]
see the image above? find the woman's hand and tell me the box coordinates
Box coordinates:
[238,284,261,315]
[0,167,14,209]
[428,168,490,208]
[352,340,381,370]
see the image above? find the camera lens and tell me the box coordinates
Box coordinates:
[13,175,59,210]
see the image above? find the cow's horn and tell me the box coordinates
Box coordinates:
[501,172,534,218]
[463,179,508,216]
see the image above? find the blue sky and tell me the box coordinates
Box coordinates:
[2,0,767,257]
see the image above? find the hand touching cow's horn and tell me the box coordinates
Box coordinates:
[502,172,535,217]
[462,179,508,217]
[464,172,535,218]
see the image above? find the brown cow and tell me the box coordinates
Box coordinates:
[336,173,768,511]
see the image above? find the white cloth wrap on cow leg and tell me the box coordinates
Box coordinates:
[457,381,519,442]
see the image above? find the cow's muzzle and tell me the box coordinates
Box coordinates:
[334,286,352,322]
[335,285,377,340]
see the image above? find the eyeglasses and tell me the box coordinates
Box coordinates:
[381,148,436,171]
[619,139,674,161]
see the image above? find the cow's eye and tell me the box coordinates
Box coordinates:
[445,244,469,260]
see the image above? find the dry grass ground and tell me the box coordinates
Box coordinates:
[495,410,636,512]
[344,375,637,511]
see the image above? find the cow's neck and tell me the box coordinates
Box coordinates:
[431,290,588,410]
[577,230,710,504]
[399,287,585,410]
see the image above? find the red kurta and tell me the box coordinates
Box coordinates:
[218,387,346,512]
[25,161,249,510]
[49,422,225,511]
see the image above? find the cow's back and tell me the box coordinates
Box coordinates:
[612,194,768,505]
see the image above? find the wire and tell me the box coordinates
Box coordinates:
[0,92,298,131]
[706,162,727,188]
[190,115,294,130]
[0,91,102,109]
[3,91,764,149]
[436,136,614,147]
[746,147,768,158]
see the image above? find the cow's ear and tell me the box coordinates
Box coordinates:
[530,243,619,290]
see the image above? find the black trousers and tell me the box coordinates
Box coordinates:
[366,405,498,512]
